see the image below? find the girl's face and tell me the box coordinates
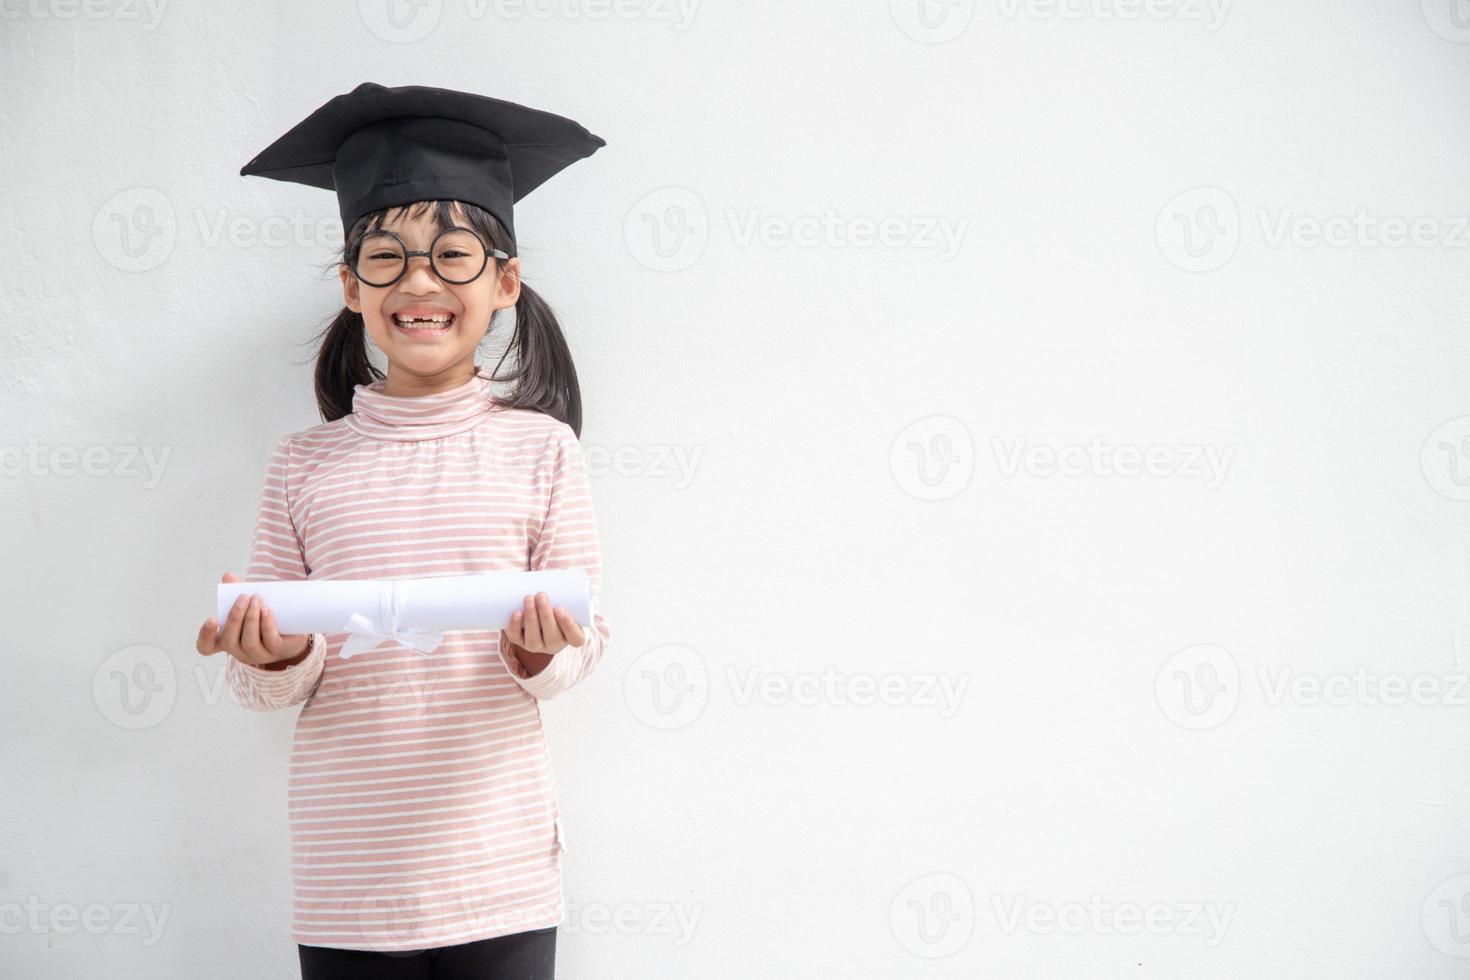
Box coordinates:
[339,203,519,391]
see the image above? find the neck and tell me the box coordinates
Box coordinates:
[382,360,480,398]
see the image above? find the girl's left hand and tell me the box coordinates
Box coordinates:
[503,591,586,655]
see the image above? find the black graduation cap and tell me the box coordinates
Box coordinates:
[240,82,605,251]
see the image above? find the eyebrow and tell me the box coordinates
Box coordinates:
[366,226,458,247]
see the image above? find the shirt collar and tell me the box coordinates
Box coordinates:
[346,365,503,441]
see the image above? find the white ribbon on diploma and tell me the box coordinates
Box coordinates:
[339,581,446,659]
[215,570,591,662]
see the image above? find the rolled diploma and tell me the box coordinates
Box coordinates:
[216,570,590,648]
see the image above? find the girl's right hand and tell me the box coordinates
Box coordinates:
[196,571,311,669]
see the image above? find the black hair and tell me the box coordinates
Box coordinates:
[305,199,583,436]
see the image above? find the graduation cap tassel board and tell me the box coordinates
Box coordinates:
[239,82,606,247]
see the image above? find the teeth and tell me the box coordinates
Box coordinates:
[394,314,452,326]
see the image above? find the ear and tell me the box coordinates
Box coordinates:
[338,262,362,314]
[494,256,521,312]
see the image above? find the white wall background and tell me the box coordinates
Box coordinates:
[3,1,1470,977]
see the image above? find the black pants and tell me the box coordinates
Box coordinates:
[298,926,556,980]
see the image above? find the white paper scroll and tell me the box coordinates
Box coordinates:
[217,570,590,659]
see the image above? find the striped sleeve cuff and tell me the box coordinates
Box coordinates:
[497,626,601,701]
[227,633,328,711]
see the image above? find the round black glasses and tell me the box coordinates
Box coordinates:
[350,226,511,288]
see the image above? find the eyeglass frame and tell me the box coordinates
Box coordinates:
[347,225,512,288]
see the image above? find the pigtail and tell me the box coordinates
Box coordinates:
[490,284,584,438]
[312,307,383,423]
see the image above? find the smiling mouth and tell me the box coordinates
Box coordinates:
[392,313,456,335]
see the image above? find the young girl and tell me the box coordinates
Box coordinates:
[193,84,610,980]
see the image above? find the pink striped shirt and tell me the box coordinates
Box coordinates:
[226,365,610,952]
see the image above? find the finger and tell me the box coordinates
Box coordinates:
[240,594,266,664]
[521,594,543,650]
[260,605,283,654]
[196,618,220,655]
[504,611,523,645]
[553,607,585,647]
[535,593,561,647]
[221,571,239,583]
[220,593,249,654]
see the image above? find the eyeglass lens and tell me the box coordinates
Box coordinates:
[354,228,489,286]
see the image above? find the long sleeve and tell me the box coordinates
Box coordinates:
[226,434,327,712]
[498,423,611,700]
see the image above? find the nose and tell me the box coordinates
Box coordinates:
[399,254,442,294]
